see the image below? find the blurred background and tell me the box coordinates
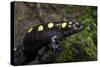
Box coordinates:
[14,2,97,64]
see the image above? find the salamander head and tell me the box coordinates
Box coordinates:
[61,20,83,36]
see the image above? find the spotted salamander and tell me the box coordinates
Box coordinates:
[22,20,83,64]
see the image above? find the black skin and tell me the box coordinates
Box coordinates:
[22,21,83,65]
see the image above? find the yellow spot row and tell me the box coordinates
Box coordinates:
[27,21,72,32]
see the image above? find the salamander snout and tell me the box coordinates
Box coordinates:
[62,20,83,36]
[72,21,83,32]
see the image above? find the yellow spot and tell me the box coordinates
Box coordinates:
[68,25,72,27]
[13,48,17,51]
[61,22,67,28]
[27,28,33,33]
[48,23,54,28]
[69,22,72,24]
[38,25,44,31]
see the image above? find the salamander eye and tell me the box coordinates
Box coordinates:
[61,22,67,28]
[27,27,33,33]
[48,22,54,28]
[38,25,44,31]
[76,24,80,28]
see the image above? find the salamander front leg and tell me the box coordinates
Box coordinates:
[51,35,61,52]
